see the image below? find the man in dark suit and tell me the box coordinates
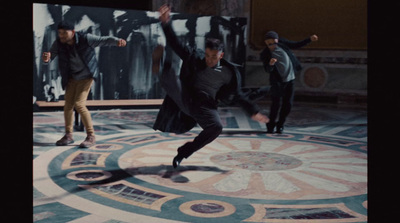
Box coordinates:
[153,5,269,168]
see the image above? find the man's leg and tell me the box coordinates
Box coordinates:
[56,79,76,146]
[267,82,283,133]
[267,95,280,133]
[277,81,294,133]
[73,78,95,148]
[173,106,223,168]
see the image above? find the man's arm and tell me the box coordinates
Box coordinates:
[236,92,260,115]
[235,94,269,123]
[230,70,269,123]
[85,33,126,48]
[260,48,274,73]
[42,41,58,63]
[159,4,191,60]
[279,35,318,49]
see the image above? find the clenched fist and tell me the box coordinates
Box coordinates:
[269,58,277,66]
[42,52,51,63]
[117,39,127,47]
[159,4,171,24]
[310,35,318,42]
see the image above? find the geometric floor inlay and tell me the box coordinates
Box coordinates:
[35,130,367,222]
[34,107,367,222]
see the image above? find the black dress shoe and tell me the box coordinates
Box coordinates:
[276,125,284,134]
[266,123,275,134]
[172,155,184,168]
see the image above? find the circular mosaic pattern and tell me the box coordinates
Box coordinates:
[35,130,367,222]
[179,200,236,218]
[300,65,328,90]
[210,151,303,171]
[66,170,112,181]
[191,203,224,213]
[89,144,124,151]
[119,134,367,200]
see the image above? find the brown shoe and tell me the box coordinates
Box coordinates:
[56,133,74,146]
[79,135,96,148]
[152,45,164,74]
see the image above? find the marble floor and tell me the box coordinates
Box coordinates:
[33,103,367,222]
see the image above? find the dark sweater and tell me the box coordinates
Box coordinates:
[194,64,232,100]
[153,21,260,133]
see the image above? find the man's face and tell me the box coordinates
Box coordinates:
[205,48,224,68]
[58,29,75,44]
[265,39,278,51]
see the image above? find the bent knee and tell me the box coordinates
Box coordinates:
[74,102,88,113]
[212,123,223,134]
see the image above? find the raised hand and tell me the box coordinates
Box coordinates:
[159,4,171,24]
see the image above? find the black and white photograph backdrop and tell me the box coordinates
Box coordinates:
[33,3,247,101]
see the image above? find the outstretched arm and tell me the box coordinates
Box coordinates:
[158,4,191,60]
[235,93,269,123]
[280,34,318,49]
[86,33,126,48]
[230,72,269,123]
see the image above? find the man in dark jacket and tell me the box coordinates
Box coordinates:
[257,31,318,133]
[42,21,126,148]
[153,5,269,168]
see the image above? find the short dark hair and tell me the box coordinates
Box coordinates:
[264,31,279,40]
[57,21,74,31]
[205,38,224,52]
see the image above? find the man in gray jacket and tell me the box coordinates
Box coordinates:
[42,21,126,148]
[259,31,318,133]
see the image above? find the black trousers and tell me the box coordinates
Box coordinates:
[269,80,295,127]
[159,65,223,159]
[178,92,223,158]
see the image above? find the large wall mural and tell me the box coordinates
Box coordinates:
[33,3,247,101]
